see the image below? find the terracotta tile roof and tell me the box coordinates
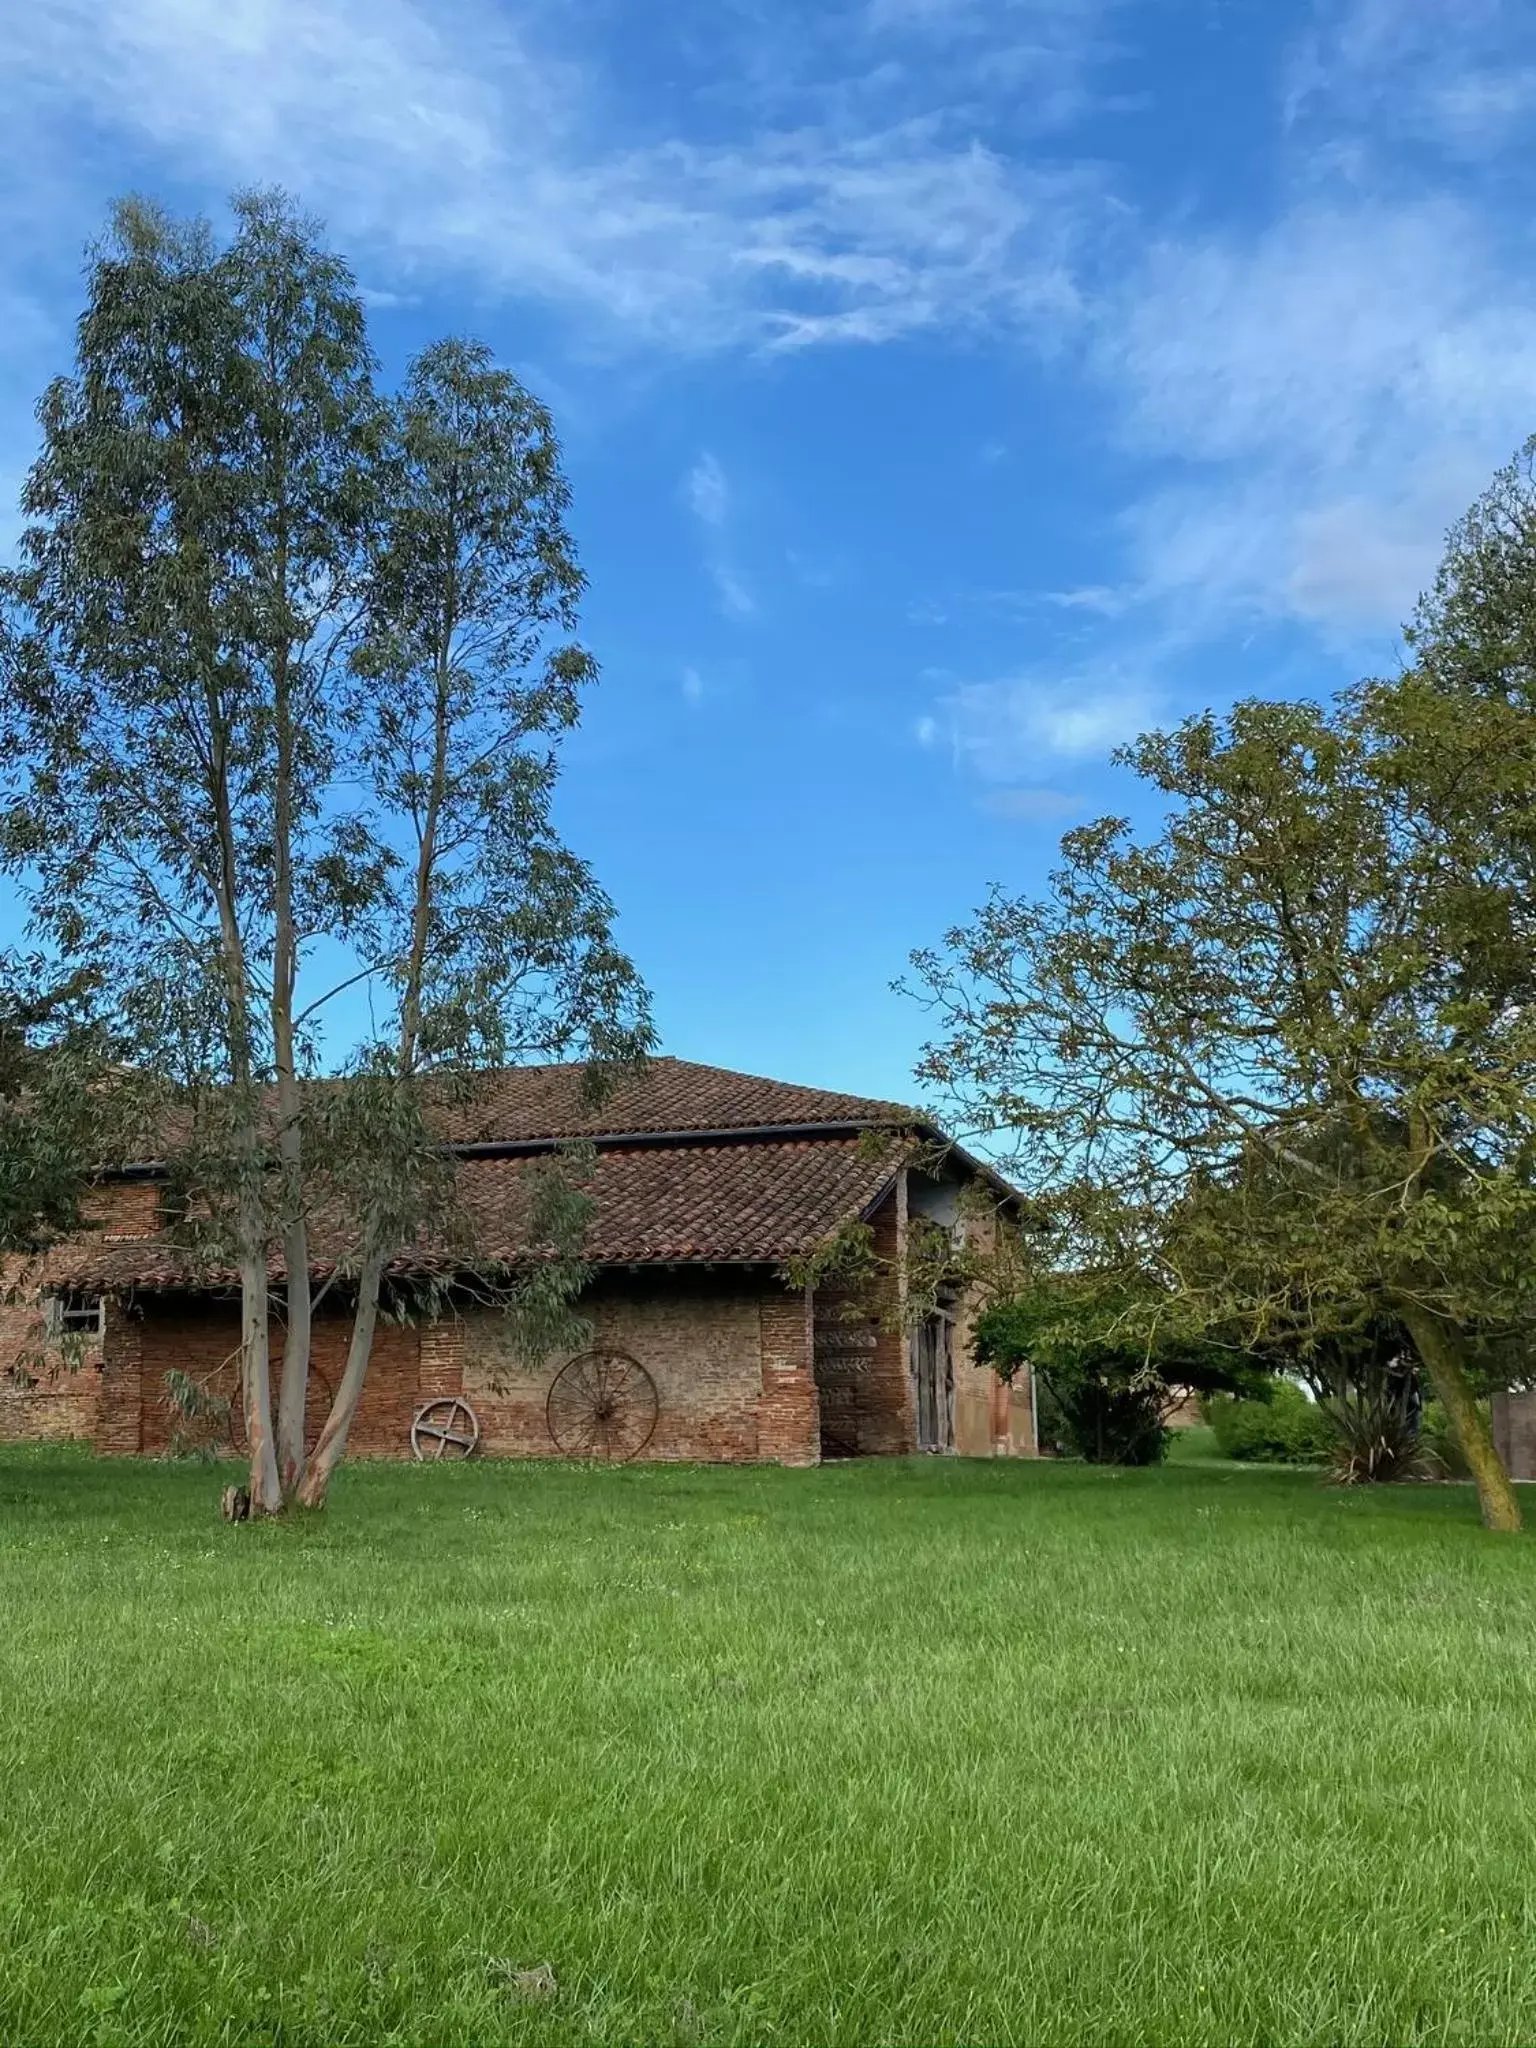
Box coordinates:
[426,1055,918,1145]
[470,1136,902,1264]
[61,1133,904,1293]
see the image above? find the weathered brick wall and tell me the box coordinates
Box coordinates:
[97,1298,145,1454]
[812,1288,879,1456]
[123,1299,423,1460]
[810,1188,916,1458]
[462,1269,818,1464]
[0,1181,159,1445]
[0,1335,101,1442]
[756,1285,819,1468]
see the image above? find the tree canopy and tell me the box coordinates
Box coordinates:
[911,509,1536,1529]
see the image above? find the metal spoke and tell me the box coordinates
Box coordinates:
[546,1350,658,1463]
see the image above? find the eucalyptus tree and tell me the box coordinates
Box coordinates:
[1,195,648,1513]
[291,337,651,1507]
[0,192,380,1505]
[911,693,1536,1531]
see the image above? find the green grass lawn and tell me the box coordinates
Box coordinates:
[3,1449,1535,2048]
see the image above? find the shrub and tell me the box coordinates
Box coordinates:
[1321,1377,1428,1485]
[1203,1380,1334,1464]
[973,1284,1270,1468]
[1035,1371,1168,1466]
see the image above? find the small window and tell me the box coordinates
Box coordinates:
[45,1292,105,1341]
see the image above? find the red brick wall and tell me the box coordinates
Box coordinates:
[97,1299,144,1454]
[0,1336,101,1443]
[757,1285,819,1468]
[0,1181,159,1446]
[123,1299,423,1460]
[811,1189,915,1458]
[461,1269,820,1465]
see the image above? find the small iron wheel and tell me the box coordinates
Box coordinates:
[546,1349,658,1462]
[411,1396,481,1461]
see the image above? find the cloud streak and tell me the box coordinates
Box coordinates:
[684,451,756,620]
[0,0,1107,357]
[920,665,1163,776]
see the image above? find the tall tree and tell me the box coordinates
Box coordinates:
[910,693,1536,1531]
[290,337,651,1506]
[2,193,382,1506]
[1,196,648,1512]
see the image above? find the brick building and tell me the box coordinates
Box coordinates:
[1,1059,1034,1466]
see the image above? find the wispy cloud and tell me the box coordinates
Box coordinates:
[1102,193,1536,641]
[1283,0,1536,164]
[0,0,1108,358]
[683,451,755,620]
[686,453,729,529]
[920,664,1163,776]
[977,785,1082,822]
[11,0,1536,791]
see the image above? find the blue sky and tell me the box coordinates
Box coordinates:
[4,0,1536,1107]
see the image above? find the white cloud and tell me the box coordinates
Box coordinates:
[0,0,1105,357]
[11,0,1536,761]
[1284,0,1536,163]
[929,667,1162,775]
[710,567,756,620]
[1101,198,1536,637]
[681,665,706,704]
[682,450,756,620]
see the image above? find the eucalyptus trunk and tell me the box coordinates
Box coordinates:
[271,636,313,1498]
[239,1227,283,1513]
[294,1246,386,1507]
[297,640,447,1509]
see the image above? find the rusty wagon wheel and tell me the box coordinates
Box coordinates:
[546,1349,658,1462]
[411,1396,481,1461]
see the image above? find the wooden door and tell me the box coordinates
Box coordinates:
[911,1312,955,1452]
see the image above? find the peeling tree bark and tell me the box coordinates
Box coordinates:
[238,1205,283,1514]
[294,1247,385,1508]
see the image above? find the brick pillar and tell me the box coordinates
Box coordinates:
[757,1284,820,1467]
[95,1298,143,1456]
[418,1315,466,1401]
